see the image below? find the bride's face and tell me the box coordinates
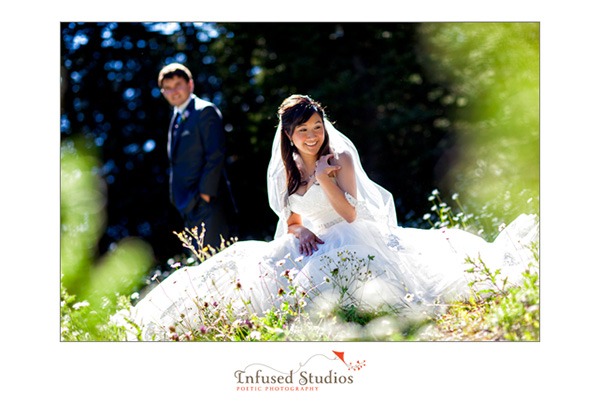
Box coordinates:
[291,113,325,159]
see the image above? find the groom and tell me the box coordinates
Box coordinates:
[158,63,229,249]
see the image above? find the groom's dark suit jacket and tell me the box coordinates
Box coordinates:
[168,94,228,245]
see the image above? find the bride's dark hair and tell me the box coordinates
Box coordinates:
[278,94,332,196]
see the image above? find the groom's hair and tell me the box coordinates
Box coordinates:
[158,63,193,88]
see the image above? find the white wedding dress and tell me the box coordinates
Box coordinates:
[115,180,538,341]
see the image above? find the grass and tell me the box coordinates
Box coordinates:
[423,245,539,341]
[61,189,539,342]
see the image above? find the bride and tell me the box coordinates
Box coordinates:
[116,94,538,340]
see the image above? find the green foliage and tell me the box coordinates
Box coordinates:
[61,139,154,340]
[423,186,538,241]
[418,23,539,225]
[427,242,539,341]
[60,138,106,294]
[316,250,378,309]
[61,279,129,341]
[423,188,474,230]
[173,223,238,263]
[485,244,540,341]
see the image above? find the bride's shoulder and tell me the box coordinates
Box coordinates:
[333,150,354,168]
[333,150,352,161]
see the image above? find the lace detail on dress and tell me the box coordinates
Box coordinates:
[385,233,405,251]
[344,192,358,207]
[283,200,291,220]
[315,216,345,231]
[345,192,376,223]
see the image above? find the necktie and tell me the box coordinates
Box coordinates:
[168,112,179,157]
[174,112,182,129]
[169,111,180,133]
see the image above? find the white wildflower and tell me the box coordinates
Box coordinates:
[288,268,299,279]
[72,300,90,310]
[249,331,261,340]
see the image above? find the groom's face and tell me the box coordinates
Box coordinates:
[161,76,193,107]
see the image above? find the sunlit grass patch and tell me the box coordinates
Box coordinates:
[425,242,539,341]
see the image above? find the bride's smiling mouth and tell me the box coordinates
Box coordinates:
[292,112,325,155]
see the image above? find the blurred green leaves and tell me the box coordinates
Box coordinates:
[61,138,107,293]
[418,23,539,219]
[61,137,153,319]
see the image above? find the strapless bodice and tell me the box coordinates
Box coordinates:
[288,184,345,235]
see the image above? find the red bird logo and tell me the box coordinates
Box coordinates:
[332,351,366,371]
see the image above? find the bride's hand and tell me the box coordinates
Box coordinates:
[297,227,324,256]
[315,154,341,182]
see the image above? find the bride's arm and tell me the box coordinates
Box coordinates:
[287,212,324,256]
[316,151,357,223]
